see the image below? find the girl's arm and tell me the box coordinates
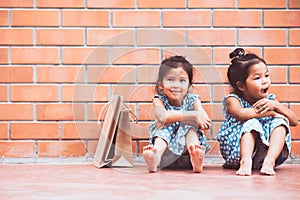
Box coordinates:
[225,96,278,122]
[192,98,211,130]
[253,98,298,126]
[152,97,211,129]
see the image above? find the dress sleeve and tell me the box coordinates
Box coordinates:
[222,94,242,115]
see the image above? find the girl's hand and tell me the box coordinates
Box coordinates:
[195,112,211,130]
[253,98,278,114]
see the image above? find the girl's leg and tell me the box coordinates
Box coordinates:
[236,132,256,176]
[186,129,205,173]
[143,137,167,173]
[261,126,286,175]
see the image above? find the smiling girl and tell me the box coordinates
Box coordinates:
[143,56,211,173]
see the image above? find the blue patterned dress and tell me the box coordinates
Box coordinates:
[217,94,291,169]
[149,93,210,168]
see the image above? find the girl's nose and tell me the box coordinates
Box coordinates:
[172,81,180,87]
[262,77,269,84]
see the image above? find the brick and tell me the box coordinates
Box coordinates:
[264,11,300,27]
[138,29,185,46]
[188,29,236,46]
[0,141,35,158]
[289,29,300,46]
[37,66,84,83]
[0,123,8,139]
[290,104,300,123]
[112,85,155,102]
[87,66,135,83]
[268,66,287,83]
[36,29,84,46]
[37,104,85,120]
[188,0,235,8]
[0,10,9,26]
[87,0,135,8]
[38,141,86,157]
[0,66,33,83]
[211,122,223,139]
[264,48,300,65]
[204,103,224,121]
[290,66,300,83]
[37,0,84,8]
[0,86,8,101]
[290,0,300,8]
[238,0,286,8]
[87,29,135,46]
[238,29,286,46]
[0,0,33,7]
[112,11,160,27]
[87,103,106,121]
[11,122,59,139]
[12,10,59,26]
[207,141,221,156]
[62,48,110,64]
[194,66,228,84]
[62,10,109,27]
[0,104,33,120]
[163,11,211,27]
[291,141,300,157]
[290,122,300,140]
[214,10,261,27]
[87,140,98,155]
[137,103,154,121]
[0,29,33,45]
[213,47,262,64]
[193,85,211,102]
[270,86,300,102]
[62,122,100,139]
[61,85,109,102]
[10,85,58,102]
[0,48,9,64]
[112,48,160,64]
[163,48,211,64]
[11,48,59,64]
[213,85,232,102]
[137,66,159,84]
[138,0,185,8]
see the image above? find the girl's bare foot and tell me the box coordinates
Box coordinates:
[260,157,276,175]
[188,144,205,173]
[236,159,252,176]
[143,145,159,173]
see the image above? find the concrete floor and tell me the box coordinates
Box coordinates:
[0,162,299,200]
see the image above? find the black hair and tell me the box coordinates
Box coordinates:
[227,48,267,97]
[155,56,194,95]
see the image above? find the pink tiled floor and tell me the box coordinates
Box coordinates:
[1,163,299,199]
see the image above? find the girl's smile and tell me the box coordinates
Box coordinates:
[161,67,189,106]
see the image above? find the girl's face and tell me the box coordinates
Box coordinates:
[239,62,271,105]
[160,67,189,106]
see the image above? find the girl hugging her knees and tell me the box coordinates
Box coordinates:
[217,48,298,176]
[143,56,211,173]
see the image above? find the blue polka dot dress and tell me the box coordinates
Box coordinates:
[217,94,291,169]
[149,93,210,168]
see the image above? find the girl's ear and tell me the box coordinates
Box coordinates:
[236,81,246,91]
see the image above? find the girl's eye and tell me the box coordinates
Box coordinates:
[180,79,187,82]
[254,76,260,80]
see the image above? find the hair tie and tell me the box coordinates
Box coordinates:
[238,50,245,58]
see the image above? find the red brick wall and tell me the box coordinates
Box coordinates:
[0,0,299,161]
